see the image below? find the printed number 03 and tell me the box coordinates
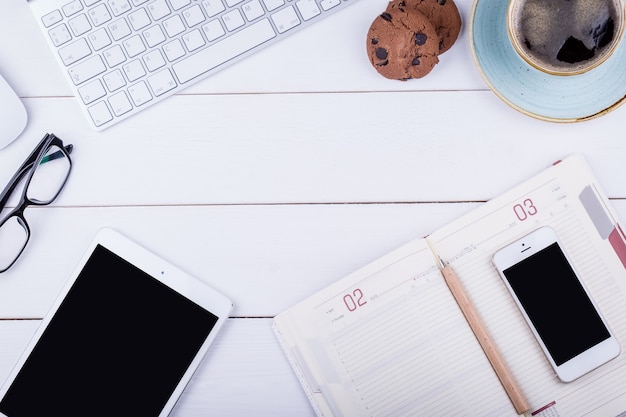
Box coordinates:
[513,198,537,221]
[343,289,367,312]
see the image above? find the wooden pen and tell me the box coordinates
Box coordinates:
[437,256,530,415]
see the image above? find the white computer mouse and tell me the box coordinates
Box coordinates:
[0,73,27,150]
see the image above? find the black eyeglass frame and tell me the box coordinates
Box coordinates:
[0,133,73,273]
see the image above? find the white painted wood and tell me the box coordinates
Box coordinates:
[0,95,625,208]
[0,202,476,318]
[1,0,626,414]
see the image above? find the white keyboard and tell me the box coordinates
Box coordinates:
[28,0,356,130]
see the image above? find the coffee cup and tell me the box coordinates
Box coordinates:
[507,0,625,75]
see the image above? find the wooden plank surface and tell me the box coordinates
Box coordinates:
[1,0,626,415]
[1,95,625,208]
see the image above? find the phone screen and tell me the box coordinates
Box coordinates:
[502,242,610,366]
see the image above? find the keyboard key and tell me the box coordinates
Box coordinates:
[88,27,112,51]
[108,18,132,40]
[128,81,152,106]
[143,49,166,71]
[122,35,146,57]
[202,19,225,41]
[49,24,72,47]
[163,15,186,37]
[143,25,166,47]
[88,101,113,126]
[108,0,132,16]
[59,38,91,65]
[296,0,320,21]
[128,8,151,30]
[89,4,113,26]
[262,0,284,11]
[225,0,245,7]
[69,55,107,85]
[242,0,265,21]
[42,10,63,28]
[69,14,92,36]
[171,0,192,10]
[147,69,177,96]
[63,0,84,17]
[147,0,171,20]
[103,44,127,66]
[103,69,127,90]
[320,0,341,11]
[108,91,133,115]
[183,29,206,51]
[201,0,225,17]
[78,79,107,104]
[163,39,186,61]
[183,4,206,27]
[123,59,146,81]
[173,18,276,83]
[223,9,245,31]
[271,6,300,33]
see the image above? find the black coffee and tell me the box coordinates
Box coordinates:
[512,0,621,73]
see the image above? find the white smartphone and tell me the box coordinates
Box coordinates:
[492,226,620,382]
[0,228,233,417]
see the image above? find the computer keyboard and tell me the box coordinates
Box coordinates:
[28,0,356,130]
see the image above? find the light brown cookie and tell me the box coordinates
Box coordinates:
[366,9,440,80]
[387,0,462,54]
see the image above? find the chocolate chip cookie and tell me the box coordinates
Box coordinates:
[366,9,440,80]
[387,0,462,54]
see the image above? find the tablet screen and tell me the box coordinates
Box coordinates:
[0,244,219,417]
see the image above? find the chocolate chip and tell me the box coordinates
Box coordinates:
[438,0,446,5]
[412,57,421,66]
[414,32,427,46]
[381,12,392,21]
[371,37,379,45]
[376,60,389,67]
[376,47,389,60]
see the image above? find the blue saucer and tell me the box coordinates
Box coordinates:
[470,0,626,122]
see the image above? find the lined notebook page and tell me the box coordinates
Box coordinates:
[274,238,516,417]
[428,155,626,416]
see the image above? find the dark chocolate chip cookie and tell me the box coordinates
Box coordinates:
[366,8,440,80]
[386,0,462,54]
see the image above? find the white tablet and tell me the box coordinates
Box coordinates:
[0,228,233,417]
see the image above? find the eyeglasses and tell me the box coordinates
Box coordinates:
[0,133,73,273]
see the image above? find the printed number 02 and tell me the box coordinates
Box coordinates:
[343,289,367,312]
[513,198,537,221]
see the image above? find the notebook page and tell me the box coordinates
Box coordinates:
[427,155,626,417]
[273,237,517,417]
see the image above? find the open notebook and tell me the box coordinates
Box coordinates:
[273,154,626,417]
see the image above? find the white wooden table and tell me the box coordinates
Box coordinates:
[1,0,626,414]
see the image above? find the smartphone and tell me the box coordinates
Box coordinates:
[492,226,620,382]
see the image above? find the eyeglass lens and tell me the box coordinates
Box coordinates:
[0,217,29,272]
[27,144,72,204]
[0,143,71,272]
